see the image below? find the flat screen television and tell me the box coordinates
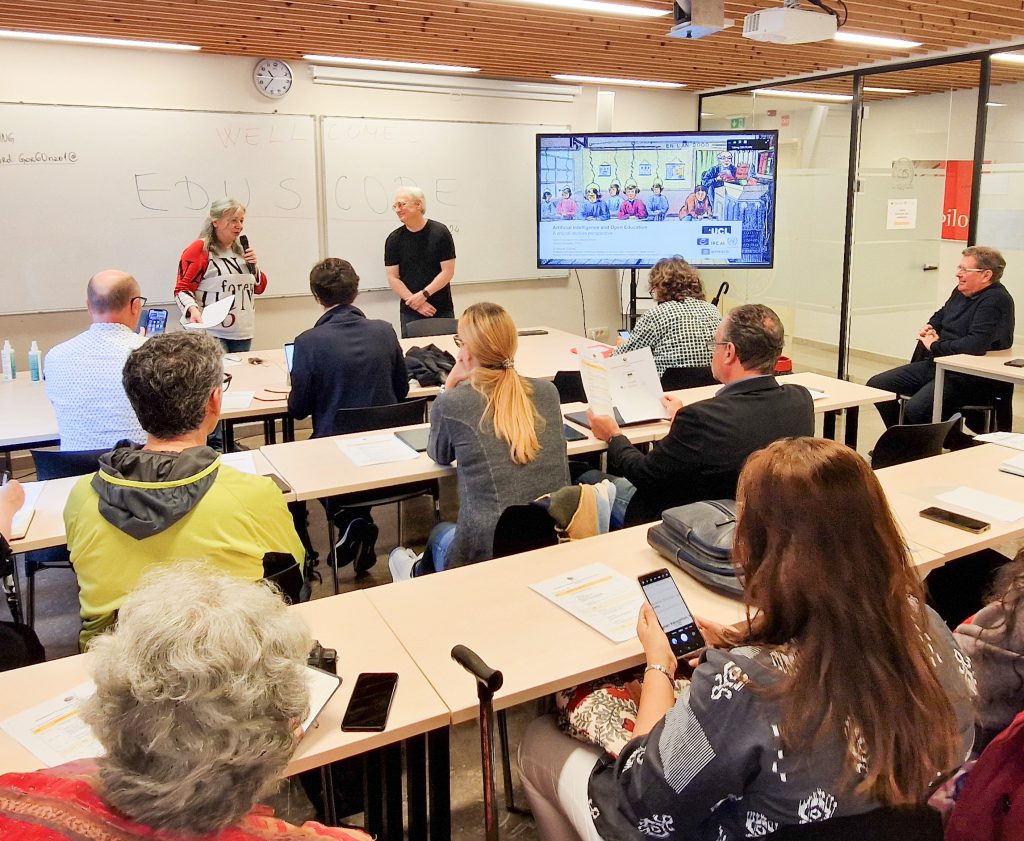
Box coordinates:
[537,130,778,269]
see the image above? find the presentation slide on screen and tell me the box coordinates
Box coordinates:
[536,130,777,269]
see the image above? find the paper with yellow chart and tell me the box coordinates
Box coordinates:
[530,563,645,643]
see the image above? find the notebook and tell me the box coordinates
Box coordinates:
[11,481,45,540]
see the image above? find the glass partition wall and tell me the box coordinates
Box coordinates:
[701,48,1024,448]
[700,84,852,378]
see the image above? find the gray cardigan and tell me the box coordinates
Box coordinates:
[427,377,569,568]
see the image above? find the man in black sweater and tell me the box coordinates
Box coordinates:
[587,304,815,526]
[868,246,1014,427]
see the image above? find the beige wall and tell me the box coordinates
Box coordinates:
[0,41,697,353]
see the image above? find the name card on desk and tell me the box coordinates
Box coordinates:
[936,486,1024,523]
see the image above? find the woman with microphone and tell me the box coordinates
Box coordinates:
[174,198,268,353]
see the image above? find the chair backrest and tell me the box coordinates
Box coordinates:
[331,398,430,436]
[404,317,459,338]
[766,804,942,840]
[660,365,717,391]
[30,448,107,480]
[492,504,559,559]
[870,413,962,470]
[552,370,587,404]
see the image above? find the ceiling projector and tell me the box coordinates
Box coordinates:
[742,5,838,44]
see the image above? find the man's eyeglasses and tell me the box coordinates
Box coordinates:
[222,372,233,391]
[706,339,731,351]
[956,266,988,274]
[453,335,464,348]
[130,296,148,308]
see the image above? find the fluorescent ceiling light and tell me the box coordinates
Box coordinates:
[864,86,913,94]
[304,54,479,73]
[0,28,200,50]
[754,88,852,102]
[498,0,668,17]
[834,31,922,49]
[552,74,685,88]
[993,52,1024,65]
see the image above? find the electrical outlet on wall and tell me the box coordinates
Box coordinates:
[586,327,606,341]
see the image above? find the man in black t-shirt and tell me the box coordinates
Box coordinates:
[384,187,457,337]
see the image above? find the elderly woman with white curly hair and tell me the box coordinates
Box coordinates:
[0,566,370,841]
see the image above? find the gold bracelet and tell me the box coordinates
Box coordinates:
[645,663,673,681]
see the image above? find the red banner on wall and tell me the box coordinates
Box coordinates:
[942,160,973,241]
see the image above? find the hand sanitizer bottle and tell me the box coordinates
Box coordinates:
[1,340,15,381]
[28,341,42,382]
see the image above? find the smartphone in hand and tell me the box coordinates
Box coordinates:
[638,568,706,658]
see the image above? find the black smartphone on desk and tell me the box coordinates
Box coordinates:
[1005,359,1024,368]
[341,672,399,732]
[919,506,990,534]
[638,568,705,658]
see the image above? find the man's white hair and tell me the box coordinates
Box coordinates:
[395,185,426,213]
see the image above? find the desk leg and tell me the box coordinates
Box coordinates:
[264,418,277,445]
[933,366,945,422]
[320,764,338,827]
[428,727,451,841]
[844,407,860,449]
[407,735,428,841]
[223,421,236,453]
[383,744,404,839]
[822,410,838,440]
[283,416,295,443]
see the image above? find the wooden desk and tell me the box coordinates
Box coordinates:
[876,443,1024,566]
[932,348,1024,422]
[0,373,57,451]
[366,525,747,725]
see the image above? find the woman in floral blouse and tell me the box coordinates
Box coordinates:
[519,437,976,840]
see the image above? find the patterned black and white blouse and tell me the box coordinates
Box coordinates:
[587,607,976,840]
[613,299,722,376]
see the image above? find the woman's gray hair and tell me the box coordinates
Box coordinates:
[198,197,246,254]
[396,185,426,213]
[82,565,312,835]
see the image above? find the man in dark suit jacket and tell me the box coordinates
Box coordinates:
[588,304,815,526]
[288,258,410,573]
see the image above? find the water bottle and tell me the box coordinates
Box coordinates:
[1,340,14,381]
[28,341,42,382]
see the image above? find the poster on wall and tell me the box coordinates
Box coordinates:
[887,198,918,230]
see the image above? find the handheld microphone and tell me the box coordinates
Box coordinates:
[238,235,257,275]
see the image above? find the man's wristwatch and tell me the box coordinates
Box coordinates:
[422,289,431,300]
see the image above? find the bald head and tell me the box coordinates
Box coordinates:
[87,270,142,327]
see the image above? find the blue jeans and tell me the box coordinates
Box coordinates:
[218,337,252,353]
[577,469,637,529]
[425,521,458,572]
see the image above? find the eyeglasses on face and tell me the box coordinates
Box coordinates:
[706,339,731,351]
[956,265,989,274]
[453,335,464,348]
[130,296,148,308]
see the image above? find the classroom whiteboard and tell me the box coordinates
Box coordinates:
[321,116,567,290]
[0,103,319,314]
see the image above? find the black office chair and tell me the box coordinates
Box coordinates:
[660,365,717,391]
[326,398,440,592]
[404,317,459,338]
[22,448,107,626]
[765,804,942,840]
[552,370,587,404]
[870,413,962,470]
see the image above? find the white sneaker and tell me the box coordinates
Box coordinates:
[388,547,420,582]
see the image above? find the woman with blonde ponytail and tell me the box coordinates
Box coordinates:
[389,303,569,578]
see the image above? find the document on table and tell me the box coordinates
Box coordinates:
[578,347,666,425]
[220,390,255,411]
[302,666,342,735]
[1,681,103,767]
[978,431,1024,451]
[184,294,234,330]
[530,563,644,644]
[220,452,258,474]
[805,387,830,401]
[11,480,45,540]
[337,434,420,467]
[936,486,1024,523]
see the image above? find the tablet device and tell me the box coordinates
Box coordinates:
[395,427,430,452]
[563,408,637,428]
[562,424,587,442]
